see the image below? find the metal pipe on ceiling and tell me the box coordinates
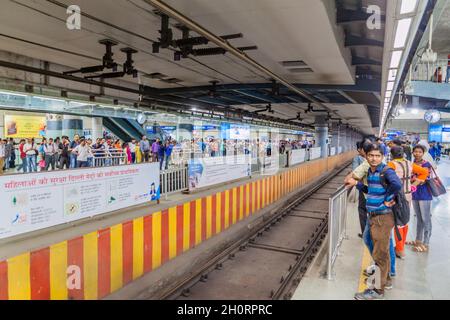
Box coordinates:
[142,0,339,118]
[0,60,307,129]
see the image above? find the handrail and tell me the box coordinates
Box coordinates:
[327,185,349,280]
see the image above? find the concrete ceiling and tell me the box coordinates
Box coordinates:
[0,0,382,134]
[430,0,450,54]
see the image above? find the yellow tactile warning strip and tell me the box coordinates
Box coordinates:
[0,152,356,300]
[358,246,372,292]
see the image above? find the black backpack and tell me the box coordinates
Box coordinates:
[380,165,411,241]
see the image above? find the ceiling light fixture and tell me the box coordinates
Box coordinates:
[386,81,395,91]
[388,69,398,81]
[400,0,418,14]
[394,18,412,48]
[390,50,403,68]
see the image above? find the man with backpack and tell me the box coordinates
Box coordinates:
[347,142,402,300]
[386,146,428,259]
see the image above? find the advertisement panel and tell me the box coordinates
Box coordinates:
[0,163,160,239]
[330,147,336,156]
[290,149,306,166]
[4,114,46,138]
[428,124,443,143]
[229,124,250,140]
[188,155,251,190]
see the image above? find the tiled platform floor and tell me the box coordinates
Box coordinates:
[293,158,450,300]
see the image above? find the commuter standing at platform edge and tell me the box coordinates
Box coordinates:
[353,143,402,300]
[68,134,80,168]
[352,142,367,236]
[151,138,160,162]
[0,139,5,175]
[409,145,433,253]
[140,135,151,163]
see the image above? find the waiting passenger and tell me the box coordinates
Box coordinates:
[352,142,367,237]
[351,143,402,300]
[408,145,433,253]
[387,146,428,259]
[72,138,92,168]
[346,139,398,285]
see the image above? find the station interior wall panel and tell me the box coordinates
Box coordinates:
[0,151,355,300]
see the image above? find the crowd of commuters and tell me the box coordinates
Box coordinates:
[279,139,314,154]
[346,136,445,300]
[0,134,289,175]
[0,135,144,174]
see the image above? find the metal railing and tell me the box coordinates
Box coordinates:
[411,59,450,82]
[326,185,349,280]
[92,150,128,167]
[160,165,189,197]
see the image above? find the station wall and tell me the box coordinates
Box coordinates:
[0,151,355,300]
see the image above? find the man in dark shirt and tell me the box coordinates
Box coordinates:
[59,136,70,170]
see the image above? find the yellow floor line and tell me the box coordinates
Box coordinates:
[358,246,372,292]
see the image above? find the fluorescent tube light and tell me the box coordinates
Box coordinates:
[390,51,403,68]
[388,69,398,81]
[400,0,418,14]
[386,81,395,91]
[394,18,412,48]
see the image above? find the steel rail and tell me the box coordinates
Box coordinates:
[148,163,350,300]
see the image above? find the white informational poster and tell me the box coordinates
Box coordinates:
[261,155,279,175]
[189,155,251,190]
[310,147,322,160]
[229,125,250,140]
[330,147,336,156]
[290,149,306,166]
[338,146,343,154]
[0,163,160,239]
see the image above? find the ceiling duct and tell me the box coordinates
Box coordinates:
[63,39,118,75]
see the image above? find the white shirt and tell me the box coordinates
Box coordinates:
[43,143,57,155]
[0,144,5,158]
[24,143,37,155]
[129,142,136,153]
[73,144,92,162]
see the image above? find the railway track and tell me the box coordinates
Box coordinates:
[151,164,350,300]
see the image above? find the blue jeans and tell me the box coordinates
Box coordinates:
[87,157,93,167]
[70,154,77,168]
[26,155,37,172]
[4,156,10,170]
[159,155,165,170]
[412,200,432,245]
[18,157,28,173]
[363,219,396,276]
[446,66,450,83]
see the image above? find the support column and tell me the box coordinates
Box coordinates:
[46,114,62,139]
[314,115,329,158]
[91,117,103,140]
[330,123,340,155]
[62,115,83,139]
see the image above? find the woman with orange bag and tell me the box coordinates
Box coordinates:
[387,145,428,259]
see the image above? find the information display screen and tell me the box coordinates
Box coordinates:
[442,127,450,143]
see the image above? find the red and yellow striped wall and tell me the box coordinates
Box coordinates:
[0,152,355,300]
